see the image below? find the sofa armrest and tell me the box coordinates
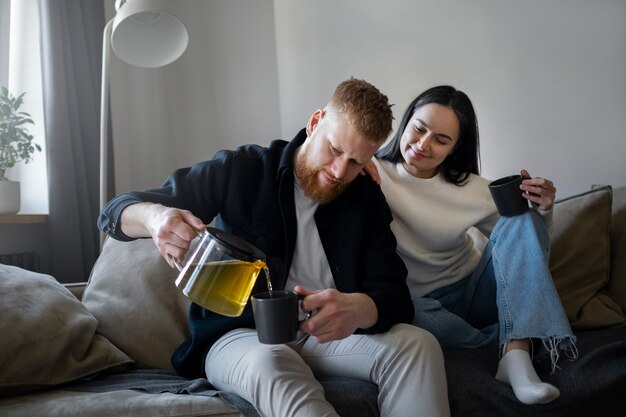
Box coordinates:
[64,282,87,300]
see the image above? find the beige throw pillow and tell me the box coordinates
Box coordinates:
[550,186,626,329]
[82,237,191,369]
[608,186,626,313]
[0,265,132,395]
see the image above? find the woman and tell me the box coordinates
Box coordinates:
[367,85,576,405]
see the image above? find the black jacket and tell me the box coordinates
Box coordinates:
[98,129,413,378]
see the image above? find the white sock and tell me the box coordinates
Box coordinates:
[495,349,560,405]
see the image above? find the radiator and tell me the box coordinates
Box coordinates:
[0,252,40,272]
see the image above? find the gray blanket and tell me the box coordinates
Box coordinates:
[64,368,379,417]
[63,369,261,417]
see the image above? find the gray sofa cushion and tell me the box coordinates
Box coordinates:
[82,237,190,369]
[0,265,132,396]
[609,186,626,312]
[445,326,626,417]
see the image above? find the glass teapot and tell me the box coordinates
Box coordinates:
[174,227,267,317]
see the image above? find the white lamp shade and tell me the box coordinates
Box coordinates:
[111,0,188,68]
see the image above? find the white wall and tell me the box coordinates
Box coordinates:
[109,0,626,199]
[274,0,626,198]
[107,0,281,194]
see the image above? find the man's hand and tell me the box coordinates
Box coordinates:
[294,285,378,343]
[120,202,205,268]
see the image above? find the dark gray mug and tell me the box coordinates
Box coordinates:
[489,174,529,217]
[251,290,300,344]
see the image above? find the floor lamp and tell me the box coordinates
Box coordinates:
[99,0,188,213]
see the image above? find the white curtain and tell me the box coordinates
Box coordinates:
[0,0,9,87]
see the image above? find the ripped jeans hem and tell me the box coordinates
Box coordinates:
[500,335,578,373]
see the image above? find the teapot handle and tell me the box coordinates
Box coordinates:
[170,228,207,271]
[173,258,183,271]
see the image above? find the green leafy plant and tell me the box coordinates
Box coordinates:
[0,87,39,181]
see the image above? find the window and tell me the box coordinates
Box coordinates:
[1,0,48,214]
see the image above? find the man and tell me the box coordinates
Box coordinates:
[98,78,450,417]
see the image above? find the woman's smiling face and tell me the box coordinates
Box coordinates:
[400,103,460,179]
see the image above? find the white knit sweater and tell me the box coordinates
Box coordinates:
[374,158,500,297]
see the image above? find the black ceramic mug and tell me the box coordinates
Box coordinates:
[251,290,300,344]
[488,174,529,217]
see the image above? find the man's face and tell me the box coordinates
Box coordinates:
[295,109,379,204]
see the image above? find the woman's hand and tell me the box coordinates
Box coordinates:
[520,169,556,211]
[360,160,381,184]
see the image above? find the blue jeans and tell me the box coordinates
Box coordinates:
[412,210,576,367]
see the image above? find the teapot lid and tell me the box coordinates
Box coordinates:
[205,227,266,262]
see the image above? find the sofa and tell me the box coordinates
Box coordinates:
[1,185,625,417]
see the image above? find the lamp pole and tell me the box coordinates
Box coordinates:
[99,19,114,214]
[98,0,188,248]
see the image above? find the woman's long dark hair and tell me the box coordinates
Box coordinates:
[377,85,480,185]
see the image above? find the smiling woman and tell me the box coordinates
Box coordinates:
[399,103,460,179]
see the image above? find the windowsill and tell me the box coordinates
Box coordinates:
[0,214,48,224]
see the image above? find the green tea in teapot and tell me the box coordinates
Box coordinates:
[174,227,269,316]
[179,259,270,317]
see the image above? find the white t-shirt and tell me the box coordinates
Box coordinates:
[373,158,499,297]
[284,177,336,291]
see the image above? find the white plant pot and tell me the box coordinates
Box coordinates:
[0,180,21,214]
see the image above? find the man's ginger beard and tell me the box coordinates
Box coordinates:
[294,144,349,204]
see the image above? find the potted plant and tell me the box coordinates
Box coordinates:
[0,86,40,214]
